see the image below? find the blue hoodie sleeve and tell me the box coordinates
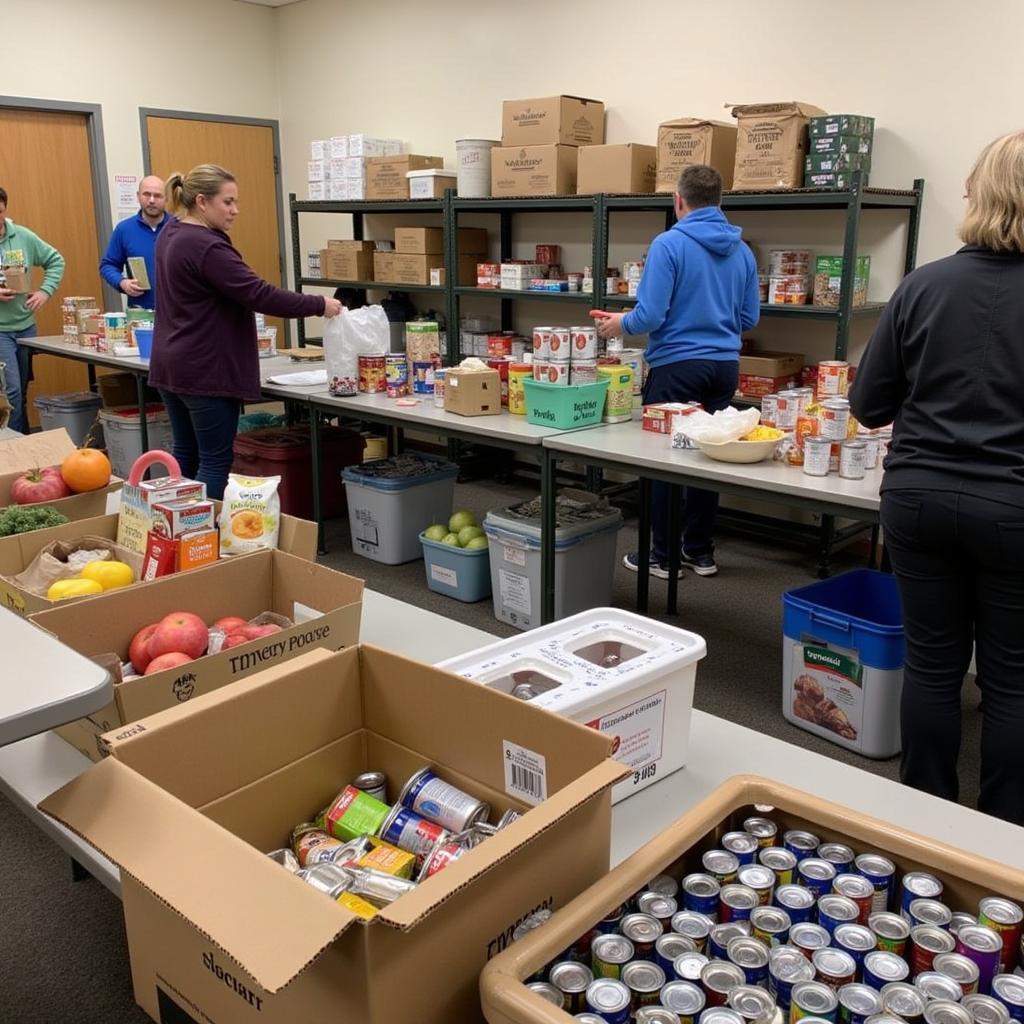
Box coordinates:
[99,222,127,290]
[621,234,678,336]
[740,251,760,332]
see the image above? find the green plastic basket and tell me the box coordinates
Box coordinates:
[523,378,609,430]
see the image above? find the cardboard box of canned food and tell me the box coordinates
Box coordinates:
[41,644,626,1024]
[656,118,737,192]
[35,548,363,759]
[479,774,1024,1023]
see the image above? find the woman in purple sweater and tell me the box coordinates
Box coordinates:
[150,164,341,499]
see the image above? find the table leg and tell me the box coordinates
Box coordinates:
[135,373,149,452]
[541,448,556,624]
[637,476,651,614]
[817,514,836,578]
[310,404,326,555]
[666,485,682,615]
[87,363,97,393]
[868,524,880,569]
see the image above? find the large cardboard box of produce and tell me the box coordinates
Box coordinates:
[577,143,657,194]
[0,508,317,616]
[41,645,626,1024]
[656,118,738,192]
[394,226,488,255]
[730,102,825,190]
[491,145,578,198]
[0,428,119,518]
[501,95,605,147]
[444,366,503,416]
[34,548,363,748]
[365,155,443,200]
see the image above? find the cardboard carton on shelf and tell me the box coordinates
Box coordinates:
[444,366,503,416]
[490,145,578,198]
[501,94,605,147]
[372,250,396,281]
[40,644,625,1024]
[393,253,478,286]
[319,247,373,282]
[576,143,657,195]
[394,226,488,256]
[730,101,826,190]
[738,351,804,378]
[364,155,444,200]
[656,117,738,192]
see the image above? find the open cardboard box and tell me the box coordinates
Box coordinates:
[0,428,121,519]
[40,645,627,1024]
[33,549,363,759]
[0,507,317,616]
[479,774,1024,1023]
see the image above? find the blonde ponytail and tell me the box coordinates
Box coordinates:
[164,164,236,216]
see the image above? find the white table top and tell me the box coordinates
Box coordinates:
[21,334,149,373]
[545,422,883,515]
[0,608,112,746]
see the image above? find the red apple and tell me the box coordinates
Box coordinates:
[221,631,253,650]
[128,623,160,675]
[148,611,209,660]
[213,616,248,634]
[10,466,72,505]
[144,651,194,675]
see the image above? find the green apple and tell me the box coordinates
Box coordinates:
[442,533,461,547]
[448,510,478,533]
[465,535,489,550]
[424,524,448,542]
[457,525,484,546]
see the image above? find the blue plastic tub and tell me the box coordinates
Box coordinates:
[419,533,492,603]
[782,569,904,758]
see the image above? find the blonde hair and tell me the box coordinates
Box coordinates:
[959,131,1024,253]
[165,164,236,216]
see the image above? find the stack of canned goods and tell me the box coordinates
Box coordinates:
[265,765,520,918]
[514,809,1024,1024]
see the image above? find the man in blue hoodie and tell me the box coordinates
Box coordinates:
[596,165,759,578]
[99,175,168,309]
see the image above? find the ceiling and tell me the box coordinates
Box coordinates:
[233,0,305,7]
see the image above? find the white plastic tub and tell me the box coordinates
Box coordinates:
[440,608,707,802]
[98,405,174,479]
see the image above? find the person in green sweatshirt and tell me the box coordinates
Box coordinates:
[0,185,66,433]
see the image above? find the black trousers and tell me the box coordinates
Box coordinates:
[881,488,1024,825]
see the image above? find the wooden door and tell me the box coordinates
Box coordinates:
[145,115,284,337]
[0,108,104,425]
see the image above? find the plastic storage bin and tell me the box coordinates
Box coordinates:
[419,532,492,603]
[523,378,608,430]
[342,453,459,564]
[440,609,706,802]
[232,425,364,520]
[782,568,904,758]
[97,405,174,478]
[33,391,102,446]
[483,495,623,630]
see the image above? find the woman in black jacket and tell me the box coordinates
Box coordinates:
[850,131,1024,826]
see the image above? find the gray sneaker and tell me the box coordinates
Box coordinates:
[680,551,718,576]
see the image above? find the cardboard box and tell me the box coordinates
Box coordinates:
[394,226,488,256]
[730,101,826,190]
[656,118,738,192]
[809,134,873,158]
[805,152,872,175]
[40,645,625,1024]
[577,143,656,195]
[408,169,458,199]
[738,351,804,378]
[0,508,318,616]
[804,170,868,190]
[491,145,578,198]
[738,373,799,398]
[501,95,605,147]
[327,240,375,252]
[393,253,477,286]
[33,549,363,741]
[372,250,396,281]
[364,155,444,200]
[809,114,875,139]
[0,429,120,522]
[0,265,31,293]
[444,367,503,416]
[319,248,373,282]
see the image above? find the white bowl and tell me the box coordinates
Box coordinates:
[695,436,781,464]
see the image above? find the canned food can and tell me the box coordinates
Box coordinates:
[576,1012,611,1024]
[728,984,776,1022]
[820,896,862,935]
[784,830,822,862]
[856,856,896,914]
[866,1016,914,1024]
[956,925,1004,995]
[770,945,814,1008]
[412,360,435,395]
[344,864,416,905]
[305,836,373,867]
[912,926,958,976]
[934,953,981,997]
[358,354,387,394]
[649,874,682,899]
[551,960,595,1014]
[761,848,798,888]
[705,850,741,885]
[775,392,802,431]
[586,977,633,1022]
[977,899,1023,977]
[721,885,761,923]
[297,861,352,899]
[546,360,571,386]
[508,362,532,414]
[549,327,572,361]
[674,911,714,953]
[595,904,627,935]
[950,914,980,937]
[910,900,954,931]
[839,983,884,1024]
[863,951,911,989]
[815,948,859,989]
[625,961,668,1012]
[711,923,754,961]
[798,859,838,900]
[352,770,388,802]
[592,933,636,979]
[675,951,711,983]
[962,993,1011,1024]
[291,822,345,866]
[760,395,779,429]
[835,875,876,925]
[738,866,776,906]
[658,933,698,975]
[990,975,1024,1023]
[418,836,470,880]
[700,1008,746,1024]
[923,1002,974,1024]
[728,936,770,987]
[528,980,565,1006]
[821,398,852,441]
[791,923,834,958]
[880,981,928,1022]
[661,979,706,1021]
[385,353,409,397]
[860,434,881,469]
[625,912,668,959]
[685,874,723,919]
[817,361,851,400]
[743,817,779,849]
[317,785,391,842]
[769,249,812,275]
[818,845,856,875]
[723,832,761,866]
[533,361,550,382]
[803,436,832,476]
[571,325,599,361]
[838,440,867,478]
[398,766,490,832]
[636,1008,682,1024]
[377,805,450,869]
[267,847,301,872]
[640,892,681,932]
[918,973,971,1003]
[752,905,792,948]
[776,884,817,925]
[702,960,746,1007]
[533,327,553,360]
[899,874,945,920]
[792,979,840,1022]
[871,912,912,957]
[571,359,599,385]
[433,366,446,408]
[832,923,875,971]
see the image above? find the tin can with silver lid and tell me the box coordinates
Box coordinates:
[855,854,896,913]
[551,960,595,1014]
[637,1007,685,1024]
[377,804,450,870]
[700,1008,747,1024]
[586,977,632,1022]
[776,884,817,925]
[989,975,1024,1022]
[723,832,761,866]
[266,847,300,872]
[738,865,777,905]
[625,961,668,1012]
[791,923,833,958]
[835,924,879,973]
[728,936,770,987]
[710,922,754,961]
[880,981,927,1022]
[351,770,387,802]
[910,899,953,931]
[872,911,912,957]
[685,873,723,918]
[624,912,667,959]
[705,850,741,885]
[863,950,911,989]
[839,440,867,479]
[343,865,417,906]
[648,874,682,899]
[673,910,714,952]
[675,951,710,983]
[798,858,838,900]
[803,436,832,476]
[728,984,777,1023]
[398,765,490,832]
[528,980,564,1006]
[592,933,635,979]
[657,933,698,975]
[743,817,779,849]
[819,896,862,935]
[814,948,858,990]
[751,905,792,948]
[818,844,856,875]
[839,982,883,1024]
[924,1001,974,1024]
[761,848,798,888]
[977,898,1024,977]
[791,979,840,1022]
[575,1014,608,1024]
[950,913,979,937]
[916,972,965,1003]
[955,925,1003,996]
[721,884,761,923]
[835,874,876,926]
[661,979,705,1020]
[770,945,814,1008]
[639,891,680,931]
[702,960,746,1007]
[961,993,1011,1024]
[934,953,981,997]
[900,872,944,920]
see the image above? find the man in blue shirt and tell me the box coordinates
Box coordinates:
[596,165,760,578]
[99,175,168,308]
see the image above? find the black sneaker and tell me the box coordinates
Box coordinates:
[680,550,718,576]
[622,551,683,580]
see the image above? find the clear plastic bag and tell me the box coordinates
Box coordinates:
[323,305,390,396]
[672,406,761,446]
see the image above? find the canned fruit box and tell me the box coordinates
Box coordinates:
[809,134,873,157]
[808,114,876,139]
[804,170,870,190]
[479,775,1024,1024]
[805,152,872,174]
[41,644,625,1024]
[813,255,871,308]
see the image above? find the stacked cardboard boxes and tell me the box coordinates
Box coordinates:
[318,240,375,282]
[307,135,405,201]
[804,115,875,190]
[392,226,487,285]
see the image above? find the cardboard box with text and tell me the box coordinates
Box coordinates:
[320,247,373,281]
[365,155,443,200]
[372,250,396,281]
[731,101,825,190]
[393,253,478,286]
[657,118,738,192]
[577,143,657,194]
[491,145,578,198]
[501,95,605,147]
[394,226,488,255]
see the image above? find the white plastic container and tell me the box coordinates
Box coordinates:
[407,168,458,199]
[440,609,707,802]
[482,499,623,630]
[98,405,174,478]
[456,139,498,198]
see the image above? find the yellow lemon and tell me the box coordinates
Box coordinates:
[80,560,135,591]
[47,578,104,601]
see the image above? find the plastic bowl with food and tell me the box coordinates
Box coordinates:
[695,427,785,464]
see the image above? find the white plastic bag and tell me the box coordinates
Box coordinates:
[323,304,391,396]
[219,474,282,556]
[672,406,761,447]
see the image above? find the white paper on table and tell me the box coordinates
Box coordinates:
[265,369,328,386]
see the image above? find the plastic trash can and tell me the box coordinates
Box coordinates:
[33,391,103,446]
[782,568,904,758]
[98,404,174,478]
[420,533,492,603]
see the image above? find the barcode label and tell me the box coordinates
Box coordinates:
[503,740,547,806]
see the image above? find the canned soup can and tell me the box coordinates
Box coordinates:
[550,960,594,1014]
[659,979,705,1022]
[399,766,490,832]
[377,805,450,868]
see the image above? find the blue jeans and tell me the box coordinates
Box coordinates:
[0,324,37,434]
[159,390,240,501]
[644,359,739,562]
